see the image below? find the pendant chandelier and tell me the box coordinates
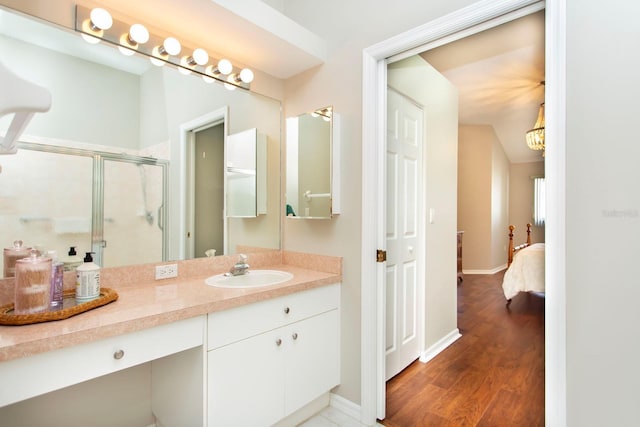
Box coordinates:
[526,102,545,154]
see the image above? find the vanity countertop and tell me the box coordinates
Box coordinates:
[0,260,341,363]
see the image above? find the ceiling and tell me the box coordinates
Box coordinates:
[420,10,545,163]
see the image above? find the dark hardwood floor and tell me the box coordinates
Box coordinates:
[381,271,544,427]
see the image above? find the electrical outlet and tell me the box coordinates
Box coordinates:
[155,263,178,280]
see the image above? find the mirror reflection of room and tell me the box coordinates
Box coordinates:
[0,8,282,274]
[286,106,335,219]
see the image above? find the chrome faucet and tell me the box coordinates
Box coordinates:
[228,254,250,276]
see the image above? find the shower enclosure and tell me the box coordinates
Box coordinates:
[0,141,168,274]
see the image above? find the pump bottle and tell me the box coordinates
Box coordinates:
[63,246,82,272]
[75,252,100,303]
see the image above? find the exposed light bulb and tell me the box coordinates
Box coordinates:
[129,24,149,44]
[81,8,112,44]
[89,8,112,30]
[217,59,233,75]
[151,37,181,66]
[239,68,254,83]
[150,55,165,66]
[162,37,181,56]
[203,65,219,83]
[119,24,148,54]
[118,45,135,56]
[178,57,193,75]
[81,33,101,44]
[224,74,237,91]
[191,48,209,66]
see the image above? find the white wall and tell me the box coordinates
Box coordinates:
[565,0,640,425]
[0,35,140,149]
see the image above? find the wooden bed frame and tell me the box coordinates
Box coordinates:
[507,223,532,267]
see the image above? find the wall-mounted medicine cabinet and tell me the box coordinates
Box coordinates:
[285,106,340,219]
[227,128,267,217]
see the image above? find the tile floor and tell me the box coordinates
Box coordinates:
[299,406,384,427]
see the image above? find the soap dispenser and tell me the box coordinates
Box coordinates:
[63,246,82,272]
[75,252,100,303]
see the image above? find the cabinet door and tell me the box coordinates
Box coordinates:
[284,309,340,415]
[208,328,285,427]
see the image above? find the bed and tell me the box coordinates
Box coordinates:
[502,223,545,304]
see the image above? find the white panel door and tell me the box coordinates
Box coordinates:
[385,89,423,381]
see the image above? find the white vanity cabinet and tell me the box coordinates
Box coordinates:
[207,283,340,426]
[0,315,205,409]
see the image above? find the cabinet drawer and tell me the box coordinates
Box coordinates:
[0,315,205,408]
[208,283,339,350]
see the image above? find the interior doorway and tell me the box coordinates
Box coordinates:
[180,107,228,260]
[192,123,225,259]
[360,0,566,424]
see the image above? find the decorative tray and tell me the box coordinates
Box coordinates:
[0,288,118,326]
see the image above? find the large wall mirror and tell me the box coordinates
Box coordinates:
[0,7,281,273]
[285,106,339,219]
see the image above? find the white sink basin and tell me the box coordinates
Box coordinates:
[205,270,293,288]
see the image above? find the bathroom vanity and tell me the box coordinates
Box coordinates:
[0,252,341,426]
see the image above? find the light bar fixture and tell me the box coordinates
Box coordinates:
[74,5,252,90]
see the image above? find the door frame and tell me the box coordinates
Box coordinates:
[179,107,228,260]
[360,0,566,424]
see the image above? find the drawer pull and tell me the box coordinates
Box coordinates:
[292,332,298,340]
[284,307,290,314]
[113,349,125,360]
[275,338,282,346]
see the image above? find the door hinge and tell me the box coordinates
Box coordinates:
[376,249,387,263]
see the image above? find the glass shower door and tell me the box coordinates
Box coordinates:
[102,159,165,268]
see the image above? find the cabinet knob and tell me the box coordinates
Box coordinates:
[284,307,290,314]
[113,349,125,360]
[275,338,282,346]
[292,332,298,340]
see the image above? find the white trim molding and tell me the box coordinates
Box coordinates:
[463,264,507,275]
[419,329,462,364]
[329,392,362,422]
[543,0,567,425]
[360,0,566,425]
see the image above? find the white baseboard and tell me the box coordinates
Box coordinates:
[463,264,507,275]
[330,392,362,422]
[274,393,330,427]
[419,328,462,364]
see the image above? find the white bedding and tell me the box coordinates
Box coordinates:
[502,243,545,300]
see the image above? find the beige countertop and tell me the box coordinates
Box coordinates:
[0,251,342,363]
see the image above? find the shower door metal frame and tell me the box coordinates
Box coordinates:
[17,141,169,266]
